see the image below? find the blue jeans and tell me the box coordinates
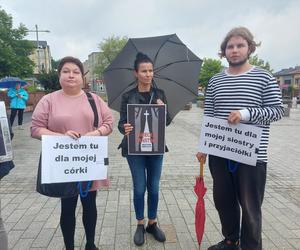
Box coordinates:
[126,155,163,220]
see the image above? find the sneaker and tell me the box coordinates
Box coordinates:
[146,222,166,242]
[208,239,240,250]
[18,125,24,130]
[134,224,145,246]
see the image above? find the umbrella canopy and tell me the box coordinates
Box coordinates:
[0,77,27,88]
[104,34,202,120]
[194,160,206,248]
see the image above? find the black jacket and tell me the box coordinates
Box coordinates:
[118,86,171,157]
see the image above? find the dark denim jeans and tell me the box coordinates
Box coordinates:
[126,155,163,220]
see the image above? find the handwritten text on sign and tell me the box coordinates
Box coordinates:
[198,116,263,166]
[41,135,108,184]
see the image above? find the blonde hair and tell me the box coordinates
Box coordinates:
[219,27,261,58]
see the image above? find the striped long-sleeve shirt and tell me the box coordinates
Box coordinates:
[204,66,284,163]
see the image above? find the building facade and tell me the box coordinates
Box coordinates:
[83,52,106,94]
[28,40,52,74]
[274,66,300,98]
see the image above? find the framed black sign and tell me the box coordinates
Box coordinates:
[127,104,166,155]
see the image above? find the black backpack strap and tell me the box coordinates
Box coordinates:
[86,92,99,128]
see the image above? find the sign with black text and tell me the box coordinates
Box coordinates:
[198,116,263,166]
[41,135,108,183]
[127,104,166,155]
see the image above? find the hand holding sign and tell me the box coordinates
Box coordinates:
[228,111,242,124]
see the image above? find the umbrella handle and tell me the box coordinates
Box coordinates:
[200,159,204,178]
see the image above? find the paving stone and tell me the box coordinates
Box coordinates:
[115,233,131,250]
[46,236,65,250]
[99,227,116,245]
[7,230,23,249]
[31,228,56,248]
[21,221,44,239]
[12,238,34,250]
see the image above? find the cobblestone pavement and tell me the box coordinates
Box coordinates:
[1,105,299,250]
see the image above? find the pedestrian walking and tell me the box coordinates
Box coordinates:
[31,56,113,250]
[196,27,284,250]
[118,52,171,246]
[7,82,29,129]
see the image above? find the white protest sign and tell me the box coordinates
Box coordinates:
[0,101,13,163]
[41,135,108,184]
[199,116,263,166]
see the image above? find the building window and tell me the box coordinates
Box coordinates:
[284,79,292,85]
[295,78,300,84]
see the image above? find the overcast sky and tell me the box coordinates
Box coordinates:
[1,0,299,72]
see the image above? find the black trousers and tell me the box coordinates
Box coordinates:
[208,155,266,250]
[60,191,97,250]
[9,108,24,126]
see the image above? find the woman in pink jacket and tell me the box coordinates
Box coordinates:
[31,56,113,250]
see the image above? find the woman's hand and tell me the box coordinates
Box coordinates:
[65,130,81,139]
[84,130,101,136]
[156,99,164,105]
[124,123,133,135]
[196,152,207,164]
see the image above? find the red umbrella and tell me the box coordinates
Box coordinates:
[194,159,206,249]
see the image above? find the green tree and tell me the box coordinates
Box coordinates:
[94,35,128,78]
[199,58,223,89]
[51,58,60,70]
[37,69,59,92]
[249,54,273,72]
[0,7,35,78]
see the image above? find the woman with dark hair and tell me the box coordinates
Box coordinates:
[31,56,113,250]
[118,52,171,246]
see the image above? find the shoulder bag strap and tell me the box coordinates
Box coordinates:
[86,92,99,128]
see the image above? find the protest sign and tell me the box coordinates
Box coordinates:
[41,135,108,184]
[127,104,166,155]
[199,116,263,166]
[0,101,13,163]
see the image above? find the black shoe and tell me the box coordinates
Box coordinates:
[85,243,99,250]
[208,239,240,250]
[134,224,145,246]
[146,222,166,242]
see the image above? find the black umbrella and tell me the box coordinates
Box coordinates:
[103,34,202,120]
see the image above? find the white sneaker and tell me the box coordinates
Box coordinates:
[18,125,24,130]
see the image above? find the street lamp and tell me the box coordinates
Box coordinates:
[28,24,50,73]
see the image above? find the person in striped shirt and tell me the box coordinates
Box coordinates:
[196,27,284,250]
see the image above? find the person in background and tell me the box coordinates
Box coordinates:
[31,56,113,250]
[7,82,29,129]
[118,52,171,246]
[196,27,283,250]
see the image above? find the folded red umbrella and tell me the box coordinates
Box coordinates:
[194,159,207,249]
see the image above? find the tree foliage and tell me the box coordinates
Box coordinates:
[36,59,60,92]
[0,7,35,78]
[94,35,128,78]
[249,54,273,72]
[199,58,223,88]
[37,69,60,92]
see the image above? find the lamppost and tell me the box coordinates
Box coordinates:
[28,24,50,73]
